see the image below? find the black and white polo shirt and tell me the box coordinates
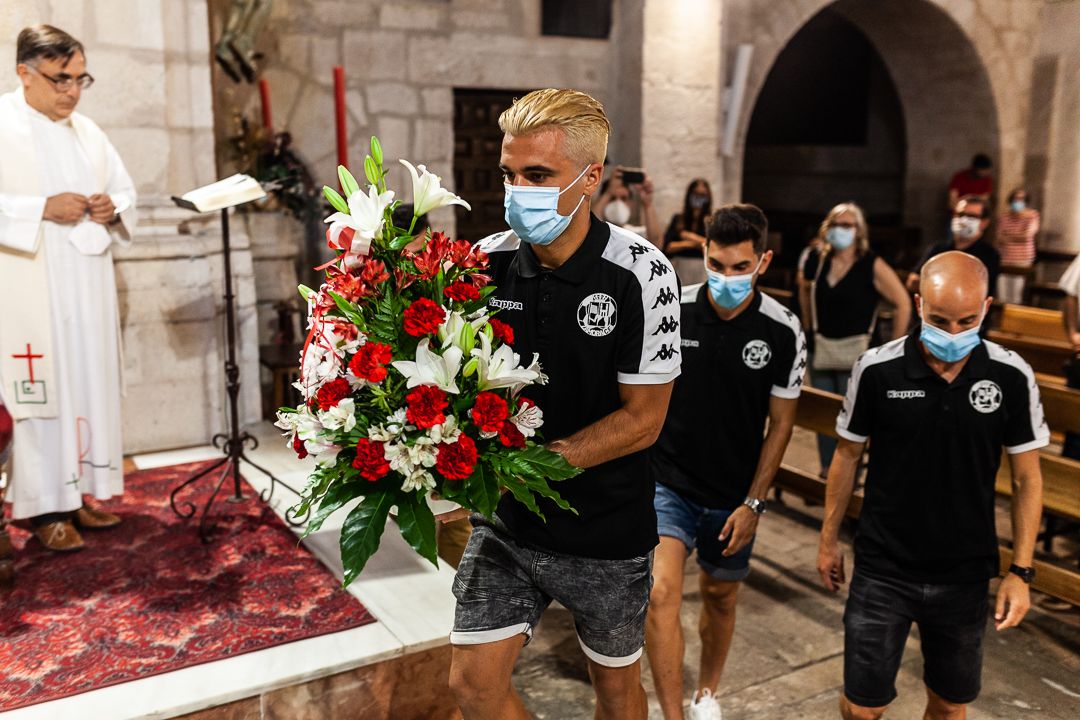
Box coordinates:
[476,214,681,559]
[837,334,1050,583]
[653,284,806,510]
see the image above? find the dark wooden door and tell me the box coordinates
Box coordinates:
[453,88,533,243]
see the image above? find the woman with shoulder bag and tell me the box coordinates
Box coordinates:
[797,202,911,476]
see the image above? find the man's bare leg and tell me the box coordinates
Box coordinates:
[697,573,740,693]
[840,694,888,719]
[449,635,530,720]
[645,536,689,719]
[588,657,648,720]
[924,686,966,720]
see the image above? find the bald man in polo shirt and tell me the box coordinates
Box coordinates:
[818,252,1047,720]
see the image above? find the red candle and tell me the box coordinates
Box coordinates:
[334,66,348,172]
[258,78,273,131]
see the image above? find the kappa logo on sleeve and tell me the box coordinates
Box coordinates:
[577,293,618,337]
[969,380,1002,413]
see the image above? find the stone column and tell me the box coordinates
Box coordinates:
[640,0,723,225]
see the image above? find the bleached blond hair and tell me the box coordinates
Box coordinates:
[498,89,610,165]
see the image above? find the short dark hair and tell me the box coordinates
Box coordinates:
[971,153,993,170]
[706,203,768,254]
[957,194,991,219]
[16,25,84,66]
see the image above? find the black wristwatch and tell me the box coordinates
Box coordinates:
[1008,563,1035,584]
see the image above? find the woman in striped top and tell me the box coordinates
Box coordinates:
[995,187,1040,304]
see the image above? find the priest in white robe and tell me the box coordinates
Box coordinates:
[0,25,137,552]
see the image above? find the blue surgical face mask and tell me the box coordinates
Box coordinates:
[705,256,763,310]
[826,226,855,250]
[504,166,590,246]
[1010,200,1026,213]
[919,312,984,362]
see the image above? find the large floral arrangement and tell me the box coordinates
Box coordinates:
[276,138,579,585]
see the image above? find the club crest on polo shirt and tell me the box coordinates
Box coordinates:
[969,380,1003,413]
[742,339,772,369]
[577,293,617,337]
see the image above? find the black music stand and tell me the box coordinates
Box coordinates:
[169,191,307,541]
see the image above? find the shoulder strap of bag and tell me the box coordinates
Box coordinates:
[809,249,826,334]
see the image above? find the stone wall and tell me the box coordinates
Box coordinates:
[1,1,261,453]
[721,0,1044,249]
[1029,0,1080,252]
[211,0,613,238]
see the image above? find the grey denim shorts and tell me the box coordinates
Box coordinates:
[450,514,654,667]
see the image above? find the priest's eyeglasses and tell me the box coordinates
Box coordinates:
[27,64,95,91]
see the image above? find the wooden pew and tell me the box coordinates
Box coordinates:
[989,304,1073,376]
[777,386,1080,605]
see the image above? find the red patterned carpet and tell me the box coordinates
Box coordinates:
[0,460,375,712]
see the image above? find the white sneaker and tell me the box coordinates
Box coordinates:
[687,688,723,720]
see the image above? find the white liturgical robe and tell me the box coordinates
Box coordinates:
[0,88,136,519]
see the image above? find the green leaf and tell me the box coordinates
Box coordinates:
[340,492,394,587]
[511,444,582,482]
[465,463,500,517]
[524,476,575,514]
[301,480,364,539]
[502,478,545,521]
[338,165,360,196]
[396,492,438,567]
[323,185,350,214]
[327,290,365,327]
[389,233,415,251]
[370,136,384,166]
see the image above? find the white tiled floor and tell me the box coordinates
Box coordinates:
[2,422,458,720]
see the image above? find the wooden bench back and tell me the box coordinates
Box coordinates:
[999,304,1067,341]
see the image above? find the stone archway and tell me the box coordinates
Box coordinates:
[723,0,1042,258]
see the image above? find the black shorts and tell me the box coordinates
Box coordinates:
[450,514,653,667]
[843,569,990,707]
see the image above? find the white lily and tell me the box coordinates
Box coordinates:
[437,310,489,352]
[471,332,541,391]
[324,184,395,258]
[318,398,358,433]
[392,338,463,393]
[510,354,547,396]
[399,159,471,217]
[401,469,436,493]
[510,401,544,438]
[427,414,462,445]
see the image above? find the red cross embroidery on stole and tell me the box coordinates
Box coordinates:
[12,343,44,383]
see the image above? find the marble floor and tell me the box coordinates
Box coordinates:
[513,428,1080,720]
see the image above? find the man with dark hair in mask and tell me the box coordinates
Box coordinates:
[645,203,805,720]
[819,251,1046,720]
[906,195,1001,302]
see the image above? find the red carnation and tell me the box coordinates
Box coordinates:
[406,385,448,429]
[489,318,514,345]
[316,377,351,410]
[352,438,390,481]
[444,281,481,303]
[349,342,393,382]
[471,391,510,433]
[436,435,478,480]
[292,435,308,459]
[498,420,526,449]
[403,297,446,337]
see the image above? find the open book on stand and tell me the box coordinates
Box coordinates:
[172,174,267,212]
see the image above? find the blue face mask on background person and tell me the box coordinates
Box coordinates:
[919,311,984,362]
[826,226,855,250]
[504,166,590,246]
[705,256,763,309]
[1010,199,1026,213]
